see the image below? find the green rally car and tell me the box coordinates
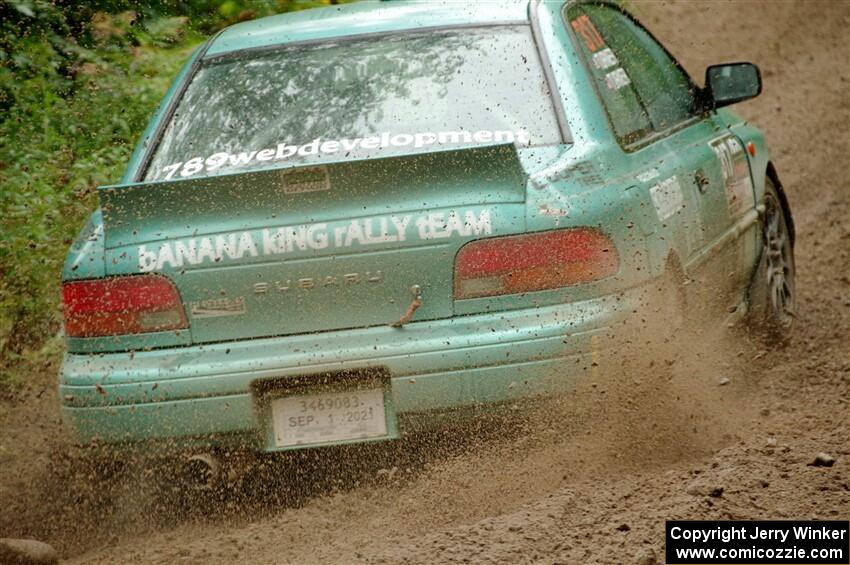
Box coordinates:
[59,0,796,453]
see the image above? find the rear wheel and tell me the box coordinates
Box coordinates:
[748,179,796,345]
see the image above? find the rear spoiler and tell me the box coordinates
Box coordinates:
[98,143,528,249]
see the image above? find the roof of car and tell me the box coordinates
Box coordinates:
[205,0,531,57]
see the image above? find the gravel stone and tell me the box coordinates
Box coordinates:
[0,538,59,565]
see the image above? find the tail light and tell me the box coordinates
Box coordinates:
[62,275,188,337]
[454,228,619,299]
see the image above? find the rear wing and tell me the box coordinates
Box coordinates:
[99,143,528,249]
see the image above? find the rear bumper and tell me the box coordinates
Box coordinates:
[59,287,643,450]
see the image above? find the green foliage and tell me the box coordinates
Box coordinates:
[0,0,350,367]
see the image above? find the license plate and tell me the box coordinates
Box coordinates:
[270,388,387,448]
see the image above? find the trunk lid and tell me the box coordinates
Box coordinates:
[99,144,528,343]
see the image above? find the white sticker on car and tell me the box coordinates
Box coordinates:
[137,208,492,272]
[650,176,684,221]
[605,68,631,91]
[709,135,755,217]
[636,168,660,183]
[592,48,618,70]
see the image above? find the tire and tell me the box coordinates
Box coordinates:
[748,178,796,345]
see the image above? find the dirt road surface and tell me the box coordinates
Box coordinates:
[1,1,848,563]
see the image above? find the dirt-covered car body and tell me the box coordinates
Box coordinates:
[59,0,792,451]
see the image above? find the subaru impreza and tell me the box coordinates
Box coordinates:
[59,0,795,454]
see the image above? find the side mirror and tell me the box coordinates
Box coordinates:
[705,62,762,109]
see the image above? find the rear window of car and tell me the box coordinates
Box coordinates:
[144,25,562,181]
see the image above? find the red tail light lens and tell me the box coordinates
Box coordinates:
[454,228,619,299]
[62,275,188,337]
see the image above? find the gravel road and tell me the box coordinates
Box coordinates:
[1,1,848,563]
